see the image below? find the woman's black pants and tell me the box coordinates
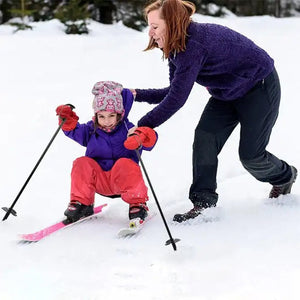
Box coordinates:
[189,69,292,207]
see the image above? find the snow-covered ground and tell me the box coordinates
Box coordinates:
[0,15,300,300]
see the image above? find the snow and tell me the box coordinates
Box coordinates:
[0,16,300,299]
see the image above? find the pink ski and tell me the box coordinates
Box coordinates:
[19,203,107,242]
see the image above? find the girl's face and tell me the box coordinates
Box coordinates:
[147,9,166,49]
[97,111,118,131]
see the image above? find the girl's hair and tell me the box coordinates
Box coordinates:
[144,0,196,59]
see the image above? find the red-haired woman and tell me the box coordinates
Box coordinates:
[130,0,297,222]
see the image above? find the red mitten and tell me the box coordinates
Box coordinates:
[56,105,79,131]
[124,127,157,150]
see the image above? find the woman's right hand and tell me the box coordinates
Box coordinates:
[130,89,136,98]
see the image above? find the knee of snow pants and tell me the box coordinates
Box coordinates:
[240,152,291,185]
[110,158,149,205]
[70,156,108,205]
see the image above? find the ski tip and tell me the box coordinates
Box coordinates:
[18,234,40,243]
[18,239,38,244]
[117,228,138,238]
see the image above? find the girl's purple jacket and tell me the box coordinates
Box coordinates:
[135,22,275,128]
[64,89,155,171]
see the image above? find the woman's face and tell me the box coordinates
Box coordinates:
[97,111,118,131]
[147,9,167,49]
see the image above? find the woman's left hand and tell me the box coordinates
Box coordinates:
[124,127,157,150]
[127,126,137,136]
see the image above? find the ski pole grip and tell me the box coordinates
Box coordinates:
[65,103,75,110]
[58,103,76,123]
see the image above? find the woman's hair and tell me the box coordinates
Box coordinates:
[144,0,196,59]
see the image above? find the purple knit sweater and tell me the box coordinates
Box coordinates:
[135,22,274,128]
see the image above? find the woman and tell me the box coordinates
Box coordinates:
[56,81,157,225]
[130,0,297,222]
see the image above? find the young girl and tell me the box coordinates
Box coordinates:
[56,81,157,224]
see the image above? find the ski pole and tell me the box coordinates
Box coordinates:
[135,149,180,251]
[2,104,74,221]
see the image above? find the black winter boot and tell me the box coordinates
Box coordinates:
[129,203,148,221]
[173,203,204,223]
[269,166,297,198]
[64,200,94,223]
[173,192,218,223]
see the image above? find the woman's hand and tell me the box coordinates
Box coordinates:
[127,126,137,136]
[130,89,137,99]
[124,127,157,150]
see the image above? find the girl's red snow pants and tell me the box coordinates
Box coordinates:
[70,156,148,205]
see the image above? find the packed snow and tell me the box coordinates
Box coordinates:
[0,15,300,300]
